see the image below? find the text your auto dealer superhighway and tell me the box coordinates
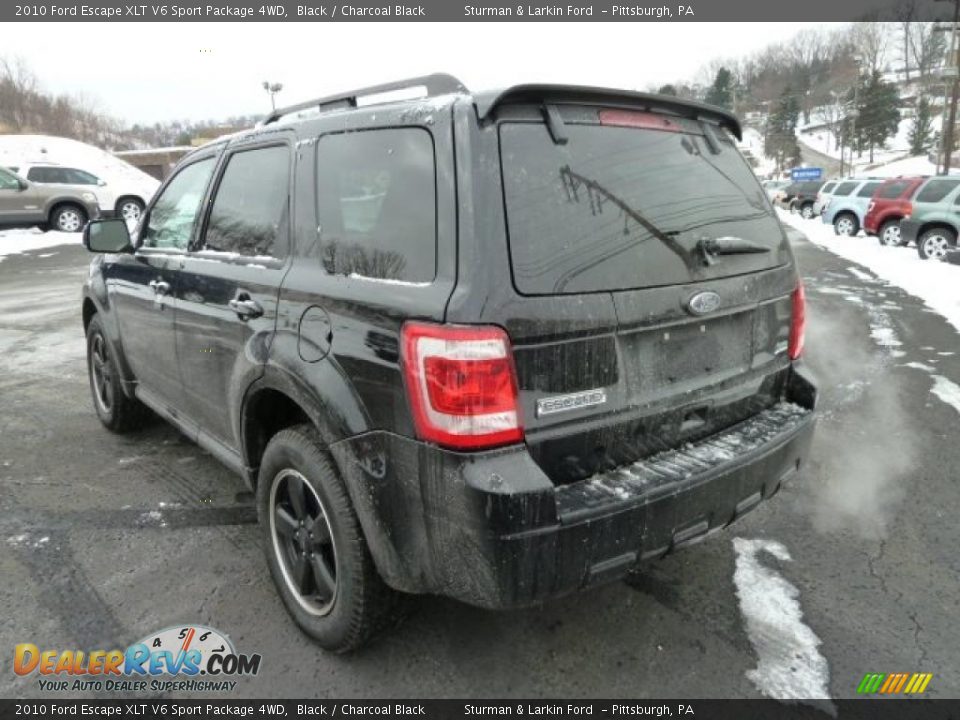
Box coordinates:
[298,4,425,15]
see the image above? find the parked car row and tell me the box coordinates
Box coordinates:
[0,160,155,232]
[771,173,960,261]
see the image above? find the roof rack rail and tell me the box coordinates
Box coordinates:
[263,73,469,125]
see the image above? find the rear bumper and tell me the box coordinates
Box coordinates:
[330,366,818,609]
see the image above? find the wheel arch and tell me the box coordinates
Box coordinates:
[917,221,958,243]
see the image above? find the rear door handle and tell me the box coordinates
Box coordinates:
[148,279,171,295]
[228,297,263,320]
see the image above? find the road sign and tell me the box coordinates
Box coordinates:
[791,167,823,181]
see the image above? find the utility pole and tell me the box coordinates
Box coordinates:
[937,0,960,174]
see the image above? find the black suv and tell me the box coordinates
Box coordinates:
[777,180,825,219]
[81,75,817,651]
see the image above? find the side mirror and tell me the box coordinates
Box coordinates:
[84,219,133,254]
[17,179,28,191]
[97,179,107,187]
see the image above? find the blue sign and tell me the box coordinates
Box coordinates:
[791,167,823,181]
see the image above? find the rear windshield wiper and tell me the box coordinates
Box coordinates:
[697,236,770,266]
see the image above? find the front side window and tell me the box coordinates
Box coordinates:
[0,168,21,190]
[61,168,100,185]
[316,128,436,283]
[203,145,290,258]
[142,158,215,251]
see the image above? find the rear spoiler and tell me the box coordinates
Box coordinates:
[473,84,742,141]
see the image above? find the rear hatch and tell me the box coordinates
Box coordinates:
[495,104,798,484]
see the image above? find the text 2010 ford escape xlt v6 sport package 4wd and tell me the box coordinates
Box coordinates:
[79,75,817,652]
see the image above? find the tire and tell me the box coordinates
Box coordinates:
[257,424,404,652]
[833,213,859,237]
[878,220,904,247]
[116,197,144,223]
[789,201,799,215]
[86,315,150,432]
[917,227,956,260]
[800,203,815,220]
[50,203,87,233]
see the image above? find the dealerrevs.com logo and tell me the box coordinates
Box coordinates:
[14,625,261,693]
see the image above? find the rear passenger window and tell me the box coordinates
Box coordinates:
[316,128,436,283]
[203,145,290,258]
[857,182,882,197]
[833,182,858,196]
[915,179,960,203]
[878,180,910,199]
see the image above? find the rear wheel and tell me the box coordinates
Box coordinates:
[51,203,87,233]
[257,424,404,652]
[86,315,150,432]
[917,227,956,260]
[878,220,903,247]
[833,214,858,237]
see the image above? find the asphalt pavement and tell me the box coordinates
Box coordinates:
[1,233,958,702]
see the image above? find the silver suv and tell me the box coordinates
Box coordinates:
[0,166,100,232]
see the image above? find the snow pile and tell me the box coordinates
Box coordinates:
[779,210,960,335]
[732,537,833,707]
[0,134,159,196]
[0,227,81,261]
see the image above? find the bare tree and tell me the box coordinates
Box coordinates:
[850,22,890,76]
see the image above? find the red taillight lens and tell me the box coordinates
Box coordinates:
[599,109,682,132]
[788,284,806,361]
[401,322,523,450]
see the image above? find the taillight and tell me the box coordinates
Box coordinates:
[400,322,523,450]
[867,201,875,212]
[903,201,913,219]
[788,284,806,361]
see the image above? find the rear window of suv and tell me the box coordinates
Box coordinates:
[499,114,785,294]
[833,182,858,196]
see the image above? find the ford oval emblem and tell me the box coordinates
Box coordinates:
[687,291,721,316]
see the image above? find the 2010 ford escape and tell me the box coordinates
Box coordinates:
[80,75,817,652]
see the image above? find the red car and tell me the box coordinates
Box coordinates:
[864,176,928,246]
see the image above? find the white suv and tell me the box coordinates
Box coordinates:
[6,162,156,222]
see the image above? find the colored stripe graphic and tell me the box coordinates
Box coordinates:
[858,672,932,694]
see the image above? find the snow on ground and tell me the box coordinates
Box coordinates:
[779,209,960,335]
[732,537,833,707]
[0,227,81,261]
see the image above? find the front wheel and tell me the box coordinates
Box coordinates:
[800,203,815,220]
[917,228,956,260]
[833,214,859,237]
[51,204,87,233]
[878,220,904,247]
[257,424,404,652]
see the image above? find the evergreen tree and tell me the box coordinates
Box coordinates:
[854,70,901,164]
[908,97,934,156]
[764,87,801,172]
[705,68,733,110]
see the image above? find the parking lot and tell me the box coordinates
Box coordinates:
[1,232,958,702]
